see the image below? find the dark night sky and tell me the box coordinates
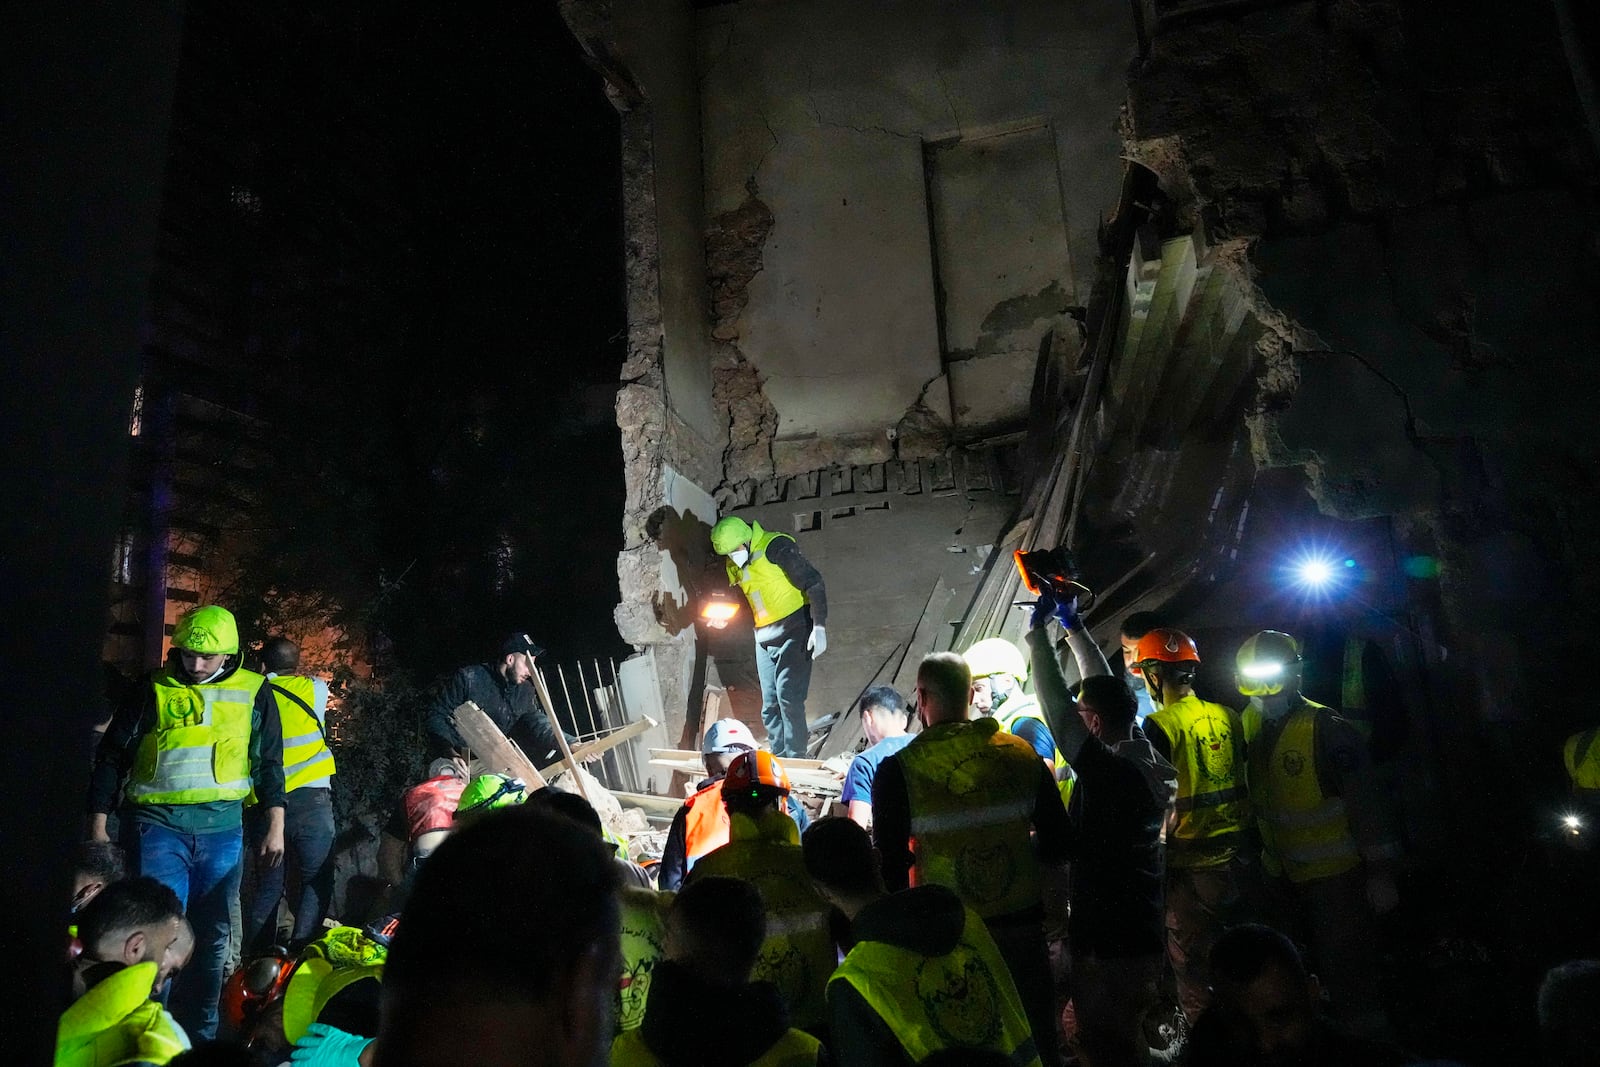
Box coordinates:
[166,3,630,674]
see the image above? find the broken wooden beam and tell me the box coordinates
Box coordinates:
[448,701,548,790]
[536,715,658,779]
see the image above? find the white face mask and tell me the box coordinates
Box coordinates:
[729,548,751,568]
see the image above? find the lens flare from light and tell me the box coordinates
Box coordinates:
[1298,558,1335,587]
[1283,548,1350,601]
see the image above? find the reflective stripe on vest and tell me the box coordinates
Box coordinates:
[899,719,1042,919]
[686,811,834,1032]
[1243,701,1360,883]
[1565,727,1600,794]
[830,904,1041,1067]
[1146,694,1249,868]
[994,696,1067,773]
[682,781,730,870]
[273,676,336,791]
[726,524,807,628]
[611,1025,820,1066]
[128,668,263,805]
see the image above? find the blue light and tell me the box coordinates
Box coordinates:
[1284,548,1349,598]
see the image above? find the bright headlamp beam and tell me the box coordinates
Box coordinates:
[1241,662,1284,680]
[1297,558,1336,588]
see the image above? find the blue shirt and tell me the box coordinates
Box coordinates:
[840,734,915,806]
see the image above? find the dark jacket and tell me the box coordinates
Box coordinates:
[634,960,830,1066]
[422,663,574,763]
[828,885,1017,1067]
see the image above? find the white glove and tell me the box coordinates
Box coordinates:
[807,626,828,659]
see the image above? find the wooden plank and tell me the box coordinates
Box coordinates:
[609,790,688,816]
[449,701,548,790]
[532,667,589,802]
[536,715,658,779]
[647,749,829,772]
[646,756,841,794]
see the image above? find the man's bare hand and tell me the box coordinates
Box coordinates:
[259,806,287,868]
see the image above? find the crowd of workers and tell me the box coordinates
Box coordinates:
[59,513,1600,1066]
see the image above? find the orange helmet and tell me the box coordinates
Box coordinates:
[723,749,791,797]
[221,949,296,1036]
[1134,628,1201,670]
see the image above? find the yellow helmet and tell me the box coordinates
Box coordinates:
[963,638,1027,684]
[1236,630,1302,697]
[710,516,754,555]
[172,605,239,655]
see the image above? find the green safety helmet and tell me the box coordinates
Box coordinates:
[964,637,1028,685]
[455,774,528,819]
[1235,630,1303,697]
[710,516,754,556]
[172,605,239,655]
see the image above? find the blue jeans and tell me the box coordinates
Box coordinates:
[245,787,336,951]
[132,821,243,1040]
[754,611,813,758]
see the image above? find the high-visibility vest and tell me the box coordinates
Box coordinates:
[725,524,807,628]
[898,719,1043,919]
[1564,727,1600,796]
[687,810,834,1033]
[1243,700,1361,883]
[1145,693,1249,868]
[616,888,671,1034]
[830,904,1041,1066]
[270,676,336,792]
[993,696,1067,772]
[128,667,264,806]
[56,961,188,1066]
[610,1025,820,1066]
[682,780,730,871]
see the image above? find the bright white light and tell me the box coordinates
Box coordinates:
[1298,558,1335,587]
[1563,813,1583,831]
[1241,662,1285,680]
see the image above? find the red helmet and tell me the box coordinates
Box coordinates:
[1134,628,1201,669]
[221,950,296,1036]
[724,749,791,797]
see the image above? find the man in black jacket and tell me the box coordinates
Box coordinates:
[1027,593,1177,1067]
[422,632,578,765]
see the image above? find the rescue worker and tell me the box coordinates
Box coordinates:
[872,651,1071,1066]
[802,816,1040,1067]
[964,638,1066,775]
[1117,612,1168,724]
[1028,593,1177,1067]
[422,632,579,766]
[612,876,825,1066]
[245,636,337,953]
[658,718,808,892]
[59,877,190,1065]
[376,757,470,902]
[1236,629,1401,1038]
[453,773,529,827]
[685,750,835,1036]
[1136,627,1254,1024]
[839,686,913,830]
[87,604,286,1040]
[709,515,829,759]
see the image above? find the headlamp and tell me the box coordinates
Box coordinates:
[1240,661,1285,680]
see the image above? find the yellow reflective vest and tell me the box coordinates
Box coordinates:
[269,675,336,793]
[899,719,1044,919]
[1145,693,1249,868]
[686,809,834,1033]
[56,961,187,1066]
[616,888,672,1034]
[610,1026,820,1066]
[1564,727,1600,797]
[128,666,264,806]
[1242,700,1361,884]
[830,904,1041,1066]
[993,696,1075,808]
[725,524,807,628]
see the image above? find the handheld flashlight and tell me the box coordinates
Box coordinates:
[700,589,741,629]
[1562,812,1584,836]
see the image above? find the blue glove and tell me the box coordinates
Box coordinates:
[1056,595,1083,632]
[1029,593,1057,631]
[290,1024,374,1067]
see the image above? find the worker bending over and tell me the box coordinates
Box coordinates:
[1028,594,1177,1067]
[611,876,826,1066]
[839,686,913,830]
[871,651,1071,1067]
[685,750,835,1035]
[709,515,828,759]
[803,816,1039,1067]
[1236,629,1401,1039]
[422,632,577,766]
[1135,627,1255,1024]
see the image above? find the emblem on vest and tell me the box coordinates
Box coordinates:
[920,948,1003,1048]
[1193,712,1235,784]
[956,842,1015,907]
[755,943,810,1007]
[1280,748,1306,777]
